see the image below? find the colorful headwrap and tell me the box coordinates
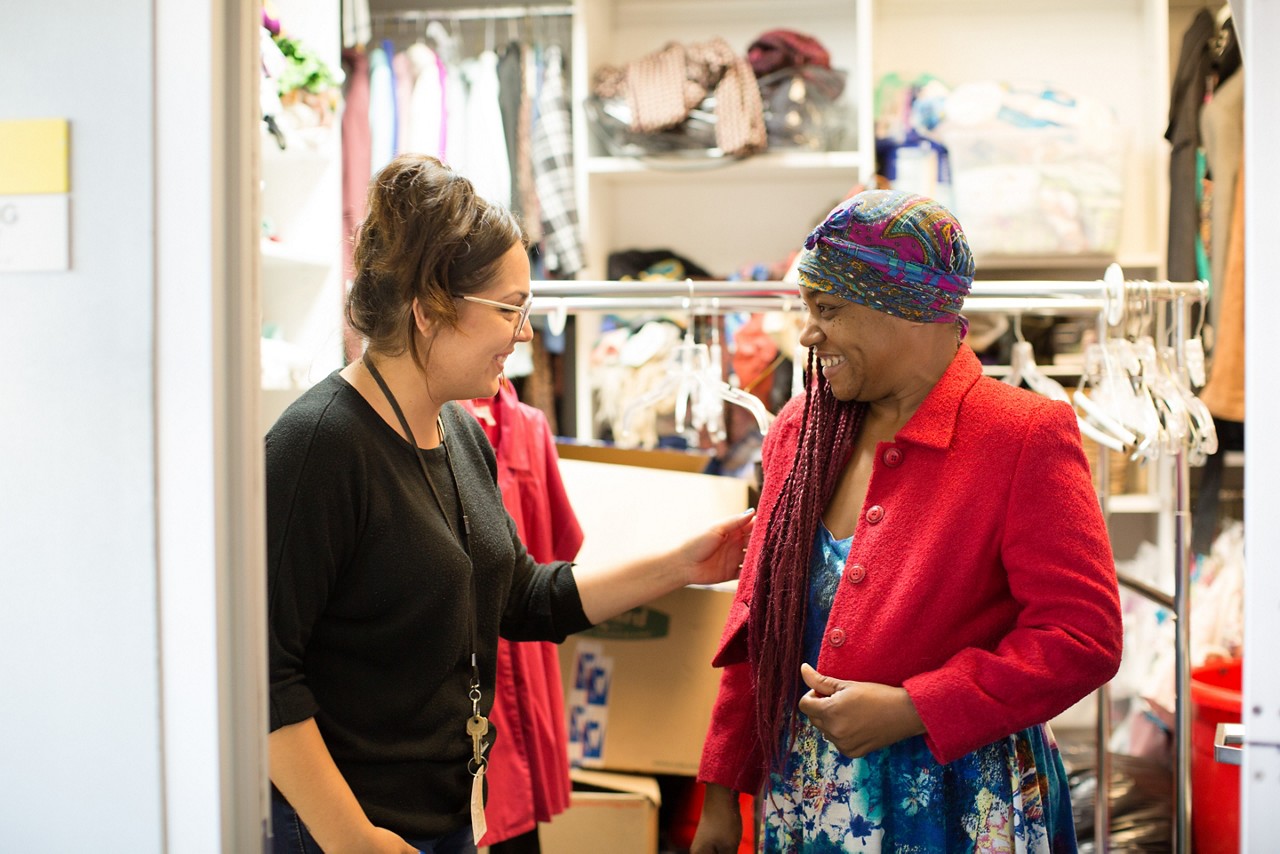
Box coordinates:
[797,189,975,336]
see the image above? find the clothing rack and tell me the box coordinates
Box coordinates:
[369,4,572,25]
[533,276,1208,853]
[531,279,1114,318]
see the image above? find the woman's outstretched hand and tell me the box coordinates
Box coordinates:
[677,509,755,586]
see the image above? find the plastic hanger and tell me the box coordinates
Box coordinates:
[1002,318,1061,402]
[619,288,773,446]
[1001,315,1132,453]
[1075,297,1151,460]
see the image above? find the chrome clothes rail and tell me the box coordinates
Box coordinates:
[534,276,1206,852]
[370,4,572,25]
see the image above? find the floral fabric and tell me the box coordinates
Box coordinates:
[761,524,1078,853]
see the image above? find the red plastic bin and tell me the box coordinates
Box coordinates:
[1190,657,1242,854]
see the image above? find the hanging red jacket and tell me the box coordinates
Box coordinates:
[460,381,584,845]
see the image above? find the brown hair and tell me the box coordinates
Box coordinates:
[748,348,865,771]
[346,154,525,366]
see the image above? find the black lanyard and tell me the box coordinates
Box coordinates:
[363,356,482,694]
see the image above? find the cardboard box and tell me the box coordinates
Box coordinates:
[556,459,746,776]
[555,441,713,474]
[540,769,661,854]
[562,584,735,776]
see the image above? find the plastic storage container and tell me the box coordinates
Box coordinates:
[1190,657,1242,854]
[939,125,1124,258]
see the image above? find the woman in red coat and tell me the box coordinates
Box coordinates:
[693,190,1122,853]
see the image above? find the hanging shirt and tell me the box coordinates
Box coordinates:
[367,44,396,177]
[406,42,446,159]
[341,47,371,363]
[460,50,513,208]
[341,0,371,49]
[424,21,468,170]
[459,380,583,845]
[532,44,584,275]
[392,50,415,156]
[442,58,468,170]
[518,43,543,243]
[1165,10,1216,282]
[1200,69,1244,336]
[497,41,525,221]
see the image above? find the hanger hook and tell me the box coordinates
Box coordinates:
[1013,313,1026,343]
[1102,262,1126,329]
[1191,282,1207,342]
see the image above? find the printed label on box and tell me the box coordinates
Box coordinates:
[566,641,613,767]
[581,605,671,640]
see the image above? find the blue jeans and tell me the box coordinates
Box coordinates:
[271,796,476,854]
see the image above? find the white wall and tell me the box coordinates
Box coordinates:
[1240,0,1280,846]
[0,1,163,850]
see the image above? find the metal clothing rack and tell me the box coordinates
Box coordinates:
[531,276,1208,853]
[369,4,573,26]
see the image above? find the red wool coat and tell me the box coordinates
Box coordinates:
[460,382,584,844]
[699,345,1123,794]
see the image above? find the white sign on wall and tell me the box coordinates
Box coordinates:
[0,194,70,272]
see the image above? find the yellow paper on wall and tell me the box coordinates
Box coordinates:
[0,119,70,194]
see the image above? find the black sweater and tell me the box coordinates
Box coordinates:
[266,373,591,839]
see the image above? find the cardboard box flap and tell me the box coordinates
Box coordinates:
[569,768,662,807]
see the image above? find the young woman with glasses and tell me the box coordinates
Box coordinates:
[265,154,755,854]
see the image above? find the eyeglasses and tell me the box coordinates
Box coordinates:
[460,293,533,344]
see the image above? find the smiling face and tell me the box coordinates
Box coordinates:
[424,241,534,401]
[798,287,918,403]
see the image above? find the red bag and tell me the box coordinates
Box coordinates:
[747,30,831,76]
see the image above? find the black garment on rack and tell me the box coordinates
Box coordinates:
[498,41,524,220]
[1191,416,1245,555]
[1214,17,1242,85]
[1165,9,1216,283]
[606,248,713,280]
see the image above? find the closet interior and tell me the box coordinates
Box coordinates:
[257,0,1246,850]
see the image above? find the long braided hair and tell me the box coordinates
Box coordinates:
[748,346,866,773]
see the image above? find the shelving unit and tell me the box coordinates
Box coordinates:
[571,0,870,280]
[569,0,1169,279]
[258,0,346,436]
[871,0,1169,275]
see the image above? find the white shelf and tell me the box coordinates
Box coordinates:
[260,239,333,274]
[973,252,1164,273]
[975,254,1118,271]
[258,0,345,406]
[586,150,864,180]
[1107,493,1163,514]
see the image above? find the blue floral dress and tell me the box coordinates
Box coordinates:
[761,524,1079,853]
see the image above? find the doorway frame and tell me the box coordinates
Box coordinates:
[155,0,268,850]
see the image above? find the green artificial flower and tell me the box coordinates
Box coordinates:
[273,35,343,97]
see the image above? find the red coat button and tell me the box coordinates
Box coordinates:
[829,627,846,647]
[883,447,903,467]
[866,505,885,524]
[846,563,866,584]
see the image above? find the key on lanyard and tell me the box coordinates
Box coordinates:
[467,713,490,770]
